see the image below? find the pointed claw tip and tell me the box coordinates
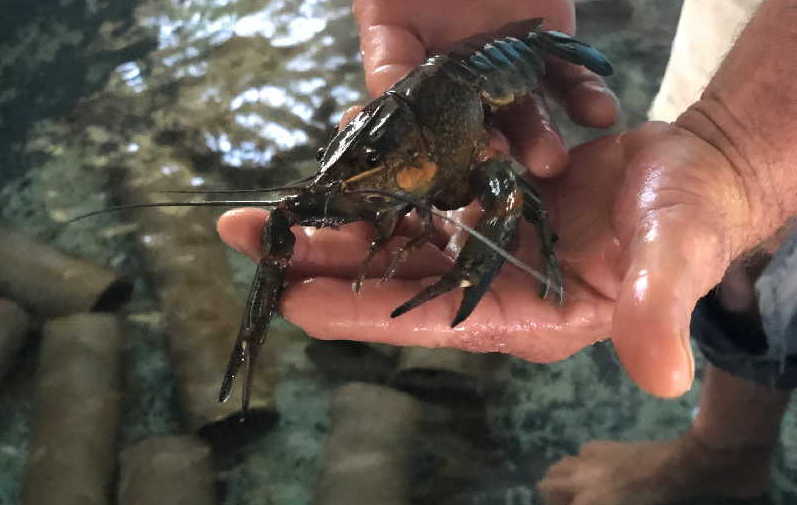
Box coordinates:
[218,367,237,403]
[218,383,233,404]
[218,369,237,403]
[390,305,408,318]
[219,343,246,404]
[450,303,474,328]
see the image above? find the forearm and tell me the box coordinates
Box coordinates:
[675,0,797,255]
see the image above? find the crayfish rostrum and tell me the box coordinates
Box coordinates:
[78,19,612,410]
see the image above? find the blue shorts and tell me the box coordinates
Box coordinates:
[691,234,797,390]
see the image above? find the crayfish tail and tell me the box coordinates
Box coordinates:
[530,30,614,76]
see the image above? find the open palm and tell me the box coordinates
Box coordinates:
[219,122,751,398]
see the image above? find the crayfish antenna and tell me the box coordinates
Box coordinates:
[154,173,317,195]
[66,200,284,224]
[155,184,314,195]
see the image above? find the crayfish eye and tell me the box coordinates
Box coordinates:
[315,147,326,161]
[365,150,381,168]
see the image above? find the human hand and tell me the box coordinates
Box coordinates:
[218,121,764,398]
[352,0,618,177]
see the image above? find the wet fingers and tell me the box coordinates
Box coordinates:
[495,94,568,178]
[217,208,452,279]
[545,60,619,129]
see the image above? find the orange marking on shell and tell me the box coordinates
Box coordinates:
[396,160,438,191]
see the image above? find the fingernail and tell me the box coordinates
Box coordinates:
[581,80,611,95]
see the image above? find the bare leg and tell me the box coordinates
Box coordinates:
[538,258,792,505]
[538,365,790,505]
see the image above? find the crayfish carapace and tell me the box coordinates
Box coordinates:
[74,19,612,411]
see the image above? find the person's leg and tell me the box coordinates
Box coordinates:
[690,363,790,456]
[537,253,794,505]
[537,363,791,505]
[539,0,779,502]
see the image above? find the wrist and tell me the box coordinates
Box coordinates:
[674,0,797,256]
[674,101,778,258]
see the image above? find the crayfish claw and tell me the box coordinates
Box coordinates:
[451,265,501,327]
[390,275,460,319]
[220,210,295,411]
[241,340,260,413]
[219,339,247,404]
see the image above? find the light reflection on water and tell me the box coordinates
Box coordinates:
[113,0,362,176]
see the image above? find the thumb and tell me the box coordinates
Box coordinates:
[611,208,729,397]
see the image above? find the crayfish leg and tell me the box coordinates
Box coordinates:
[353,210,402,293]
[219,209,295,411]
[381,208,433,283]
[391,158,523,327]
[515,174,564,303]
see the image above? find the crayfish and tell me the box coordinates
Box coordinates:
[77,19,612,410]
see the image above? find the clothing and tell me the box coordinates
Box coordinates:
[651,0,797,388]
[692,286,797,389]
[647,0,762,122]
